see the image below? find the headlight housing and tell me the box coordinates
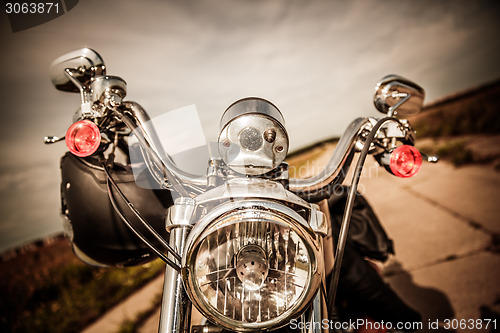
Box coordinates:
[218,98,289,176]
[182,200,323,332]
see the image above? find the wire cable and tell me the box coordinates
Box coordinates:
[105,174,181,271]
[103,165,182,262]
[327,116,400,310]
[104,167,183,269]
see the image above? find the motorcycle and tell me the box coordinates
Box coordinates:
[45,48,437,333]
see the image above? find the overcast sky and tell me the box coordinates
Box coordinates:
[0,0,499,251]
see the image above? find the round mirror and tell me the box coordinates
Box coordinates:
[50,48,106,92]
[374,75,425,117]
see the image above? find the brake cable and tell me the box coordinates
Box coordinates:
[103,164,182,271]
[327,116,399,310]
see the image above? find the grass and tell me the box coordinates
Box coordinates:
[412,80,500,166]
[435,141,474,166]
[413,101,500,138]
[419,140,474,167]
[413,82,500,138]
[286,140,338,179]
[0,238,165,333]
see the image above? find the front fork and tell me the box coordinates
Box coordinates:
[159,226,191,333]
[299,286,329,333]
[314,199,335,333]
[282,199,333,333]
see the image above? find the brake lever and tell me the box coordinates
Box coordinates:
[44,135,65,144]
[421,151,439,163]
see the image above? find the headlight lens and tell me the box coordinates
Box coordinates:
[183,201,322,331]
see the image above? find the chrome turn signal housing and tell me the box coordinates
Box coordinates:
[182,200,323,332]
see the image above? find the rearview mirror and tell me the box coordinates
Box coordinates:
[374,75,425,117]
[50,48,106,92]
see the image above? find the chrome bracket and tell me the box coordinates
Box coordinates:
[166,197,196,232]
[309,203,328,236]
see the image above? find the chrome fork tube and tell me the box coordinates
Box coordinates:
[301,200,330,333]
[159,226,191,333]
[300,288,329,333]
[318,199,334,278]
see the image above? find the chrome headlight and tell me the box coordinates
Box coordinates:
[182,200,323,332]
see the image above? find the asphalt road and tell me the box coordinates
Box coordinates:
[360,159,500,333]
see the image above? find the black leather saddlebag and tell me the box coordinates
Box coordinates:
[60,152,173,267]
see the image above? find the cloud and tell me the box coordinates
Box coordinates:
[0,162,62,251]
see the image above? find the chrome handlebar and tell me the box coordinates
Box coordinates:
[49,49,426,199]
[49,48,423,200]
[288,117,370,195]
[120,103,409,199]
[117,102,207,194]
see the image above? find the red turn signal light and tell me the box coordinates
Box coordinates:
[65,120,101,157]
[390,145,422,178]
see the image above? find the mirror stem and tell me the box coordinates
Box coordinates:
[64,68,92,117]
[387,92,409,117]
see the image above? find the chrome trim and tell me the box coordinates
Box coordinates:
[193,178,328,237]
[318,199,334,278]
[166,197,196,232]
[64,68,93,117]
[421,152,439,163]
[159,226,192,333]
[44,135,64,144]
[288,116,413,197]
[374,75,425,117]
[51,48,106,118]
[50,48,105,93]
[119,101,207,193]
[189,198,318,239]
[90,75,127,109]
[299,290,328,333]
[219,97,285,131]
[218,98,289,176]
[288,117,370,194]
[309,204,327,236]
[218,114,289,175]
[206,158,225,189]
[194,178,312,214]
[182,199,324,332]
[120,102,195,198]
